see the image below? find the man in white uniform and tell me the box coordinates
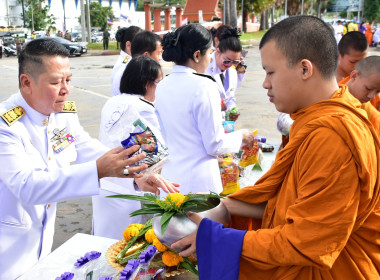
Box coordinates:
[0,38,174,279]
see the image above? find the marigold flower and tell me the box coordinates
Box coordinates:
[162,251,184,267]
[188,255,197,263]
[123,224,143,241]
[153,238,167,252]
[165,193,187,208]
[145,229,156,244]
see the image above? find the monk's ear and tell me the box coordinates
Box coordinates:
[300,59,313,80]
[350,69,359,81]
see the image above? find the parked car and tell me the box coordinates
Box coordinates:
[50,37,87,56]
[70,32,81,42]
[92,32,103,43]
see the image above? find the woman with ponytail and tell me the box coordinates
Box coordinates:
[155,24,254,196]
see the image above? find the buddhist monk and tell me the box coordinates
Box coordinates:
[173,15,380,280]
[336,31,368,82]
[344,56,380,134]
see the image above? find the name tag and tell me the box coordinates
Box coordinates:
[52,133,75,154]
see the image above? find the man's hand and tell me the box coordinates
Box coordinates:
[96,145,147,179]
[240,129,256,149]
[135,174,180,195]
[171,212,204,258]
[228,113,240,121]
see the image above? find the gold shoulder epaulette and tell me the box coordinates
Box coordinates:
[193,73,216,82]
[1,105,25,126]
[61,101,77,113]
[123,56,130,64]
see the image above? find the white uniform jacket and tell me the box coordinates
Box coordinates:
[111,50,129,85]
[155,65,242,195]
[93,94,163,239]
[111,52,132,97]
[206,51,238,110]
[0,93,106,280]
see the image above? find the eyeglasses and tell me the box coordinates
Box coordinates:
[154,80,160,84]
[223,59,240,65]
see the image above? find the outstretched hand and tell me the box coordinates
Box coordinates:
[135,174,180,195]
[96,145,147,179]
[171,211,204,258]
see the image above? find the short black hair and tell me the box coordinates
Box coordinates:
[18,38,69,87]
[260,15,338,80]
[355,56,380,77]
[115,26,142,52]
[131,31,162,57]
[338,31,368,57]
[120,56,162,96]
[162,23,212,64]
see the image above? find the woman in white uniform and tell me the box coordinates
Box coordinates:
[155,24,254,195]
[206,27,243,120]
[111,26,142,96]
[93,56,179,239]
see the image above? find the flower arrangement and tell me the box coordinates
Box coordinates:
[108,192,223,276]
[110,192,222,235]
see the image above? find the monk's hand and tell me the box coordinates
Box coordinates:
[135,174,180,195]
[96,145,147,179]
[171,211,204,258]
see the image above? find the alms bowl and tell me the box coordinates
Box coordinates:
[152,197,230,251]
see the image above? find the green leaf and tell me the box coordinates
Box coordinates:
[107,194,157,203]
[141,203,162,209]
[129,208,164,217]
[181,259,199,276]
[160,211,175,235]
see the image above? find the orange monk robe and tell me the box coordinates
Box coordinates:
[339,76,380,136]
[365,24,373,46]
[229,86,380,279]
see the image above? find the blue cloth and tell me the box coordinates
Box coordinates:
[196,218,246,280]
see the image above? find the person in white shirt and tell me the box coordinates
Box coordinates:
[155,24,255,195]
[0,38,173,279]
[206,27,242,120]
[94,56,179,239]
[111,26,142,96]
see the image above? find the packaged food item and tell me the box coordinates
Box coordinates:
[219,154,240,195]
[239,138,259,167]
[222,120,235,133]
[121,119,168,174]
[259,143,274,152]
[225,107,240,121]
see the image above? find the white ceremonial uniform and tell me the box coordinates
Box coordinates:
[0,92,107,280]
[206,51,238,111]
[111,50,130,85]
[93,93,163,239]
[111,52,132,97]
[155,65,242,195]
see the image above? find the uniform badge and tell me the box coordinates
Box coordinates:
[50,127,67,141]
[1,105,25,126]
[52,133,75,154]
[123,56,130,64]
[61,101,77,113]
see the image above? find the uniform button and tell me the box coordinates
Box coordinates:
[48,156,52,160]
[47,203,51,209]
[48,130,51,134]
[43,119,48,126]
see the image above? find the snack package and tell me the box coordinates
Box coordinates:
[225,107,240,121]
[121,119,168,174]
[218,154,240,195]
[239,139,259,168]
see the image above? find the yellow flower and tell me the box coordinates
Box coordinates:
[153,238,167,252]
[165,193,187,208]
[145,229,156,244]
[188,255,197,263]
[122,223,144,241]
[162,251,184,267]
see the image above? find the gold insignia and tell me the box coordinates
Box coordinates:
[123,56,130,64]
[61,101,77,113]
[210,57,213,63]
[1,105,25,126]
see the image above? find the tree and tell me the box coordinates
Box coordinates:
[19,0,56,31]
[79,2,113,31]
[364,0,380,21]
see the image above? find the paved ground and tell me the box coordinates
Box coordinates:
[0,45,379,250]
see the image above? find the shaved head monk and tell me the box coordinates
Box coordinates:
[337,31,368,82]
[173,16,380,280]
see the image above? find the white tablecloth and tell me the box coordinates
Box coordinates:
[18,233,120,280]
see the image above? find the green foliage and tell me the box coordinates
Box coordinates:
[19,0,56,31]
[364,0,380,21]
[78,2,113,31]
